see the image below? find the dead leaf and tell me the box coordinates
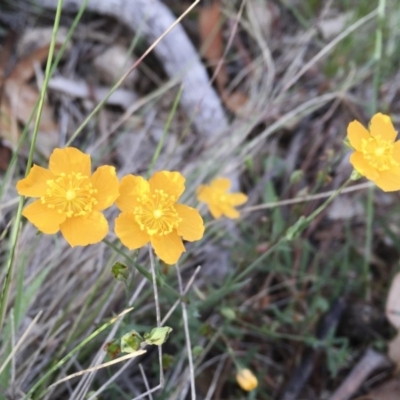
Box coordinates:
[354,377,400,400]
[386,272,400,329]
[0,42,59,160]
[388,331,400,371]
[198,0,249,114]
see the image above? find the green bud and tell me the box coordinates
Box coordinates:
[121,330,143,353]
[350,169,362,181]
[111,262,129,282]
[144,327,173,346]
[290,170,304,185]
[103,339,121,359]
[162,353,174,369]
[220,307,236,321]
[192,345,203,357]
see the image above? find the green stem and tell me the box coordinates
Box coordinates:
[0,0,64,335]
[24,308,133,399]
[102,239,184,301]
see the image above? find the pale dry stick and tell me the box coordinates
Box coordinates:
[48,351,147,390]
[148,245,164,389]
[0,311,43,376]
[281,8,378,94]
[329,348,391,400]
[243,182,373,212]
[139,364,153,400]
[204,355,226,400]
[161,266,201,326]
[175,262,196,400]
[71,278,148,400]
[86,358,139,400]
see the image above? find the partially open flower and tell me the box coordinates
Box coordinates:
[236,368,258,392]
[197,177,247,219]
[114,171,204,265]
[347,113,400,191]
[16,147,119,246]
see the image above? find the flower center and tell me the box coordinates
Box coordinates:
[361,135,398,171]
[134,189,181,236]
[41,172,98,218]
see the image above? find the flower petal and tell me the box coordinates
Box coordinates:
[60,211,108,246]
[228,193,248,206]
[114,212,149,249]
[151,231,185,265]
[196,185,214,204]
[22,200,66,234]
[91,165,119,211]
[374,168,400,192]
[211,177,231,191]
[221,205,240,219]
[149,171,185,200]
[392,141,400,164]
[175,204,204,241]
[208,203,223,219]
[370,113,397,142]
[347,120,370,151]
[116,175,150,212]
[350,152,379,181]
[16,165,54,197]
[49,147,91,176]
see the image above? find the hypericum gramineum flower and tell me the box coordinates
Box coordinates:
[196,177,248,219]
[236,368,258,391]
[348,113,400,191]
[16,147,119,246]
[114,171,204,265]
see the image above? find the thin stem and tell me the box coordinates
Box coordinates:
[175,262,196,400]
[148,245,164,388]
[24,308,133,400]
[103,239,183,301]
[0,0,64,335]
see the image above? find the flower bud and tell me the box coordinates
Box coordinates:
[236,368,258,391]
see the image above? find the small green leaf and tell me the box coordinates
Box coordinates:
[111,262,129,282]
[144,327,173,346]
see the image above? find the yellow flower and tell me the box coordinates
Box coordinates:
[348,113,400,191]
[16,147,119,246]
[196,177,248,219]
[114,171,204,265]
[236,368,258,391]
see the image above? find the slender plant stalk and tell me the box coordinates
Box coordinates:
[148,245,164,388]
[148,85,184,176]
[103,239,183,301]
[24,308,133,400]
[0,0,65,335]
[364,0,386,299]
[175,261,196,400]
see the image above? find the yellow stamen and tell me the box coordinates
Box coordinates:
[134,189,180,236]
[41,172,97,218]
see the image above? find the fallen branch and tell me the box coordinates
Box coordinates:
[34,0,229,140]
